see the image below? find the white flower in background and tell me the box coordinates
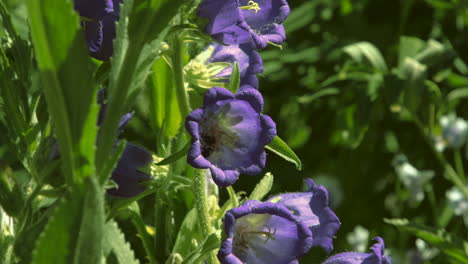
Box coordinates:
[346,225,370,252]
[446,186,468,226]
[415,238,439,260]
[436,115,468,151]
[1,208,14,237]
[393,155,434,204]
[406,239,439,263]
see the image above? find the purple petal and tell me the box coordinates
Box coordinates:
[235,88,264,113]
[322,237,392,264]
[197,0,251,45]
[107,143,153,198]
[74,0,114,19]
[268,179,341,253]
[218,200,313,264]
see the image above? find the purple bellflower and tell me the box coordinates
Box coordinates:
[97,90,153,197]
[107,143,153,198]
[185,87,276,187]
[197,0,290,50]
[208,43,264,89]
[74,0,120,60]
[218,200,313,264]
[322,237,392,264]
[267,179,341,253]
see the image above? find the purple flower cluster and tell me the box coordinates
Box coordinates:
[218,179,341,263]
[73,0,122,60]
[194,0,292,91]
[185,0,294,186]
[218,180,392,264]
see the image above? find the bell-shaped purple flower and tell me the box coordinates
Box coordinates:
[208,43,264,89]
[107,143,153,198]
[98,90,152,197]
[74,0,120,60]
[185,87,276,187]
[239,0,290,49]
[267,179,341,253]
[197,0,290,50]
[322,237,392,264]
[197,0,251,45]
[218,200,313,264]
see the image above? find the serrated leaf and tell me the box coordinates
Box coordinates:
[26,0,98,184]
[344,42,388,72]
[32,177,104,264]
[96,0,184,180]
[249,173,274,201]
[266,136,302,170]
[385,218,468,263]
[103,220,139,264]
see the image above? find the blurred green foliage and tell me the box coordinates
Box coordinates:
[1,0,468,263]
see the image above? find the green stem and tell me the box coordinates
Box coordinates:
[130,211,158,264]
[171,34,191,119]
[454,149,465,183]
[96,45,141,184]
[192,169,217,264]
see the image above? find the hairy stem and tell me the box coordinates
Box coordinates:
[192,169,218,264]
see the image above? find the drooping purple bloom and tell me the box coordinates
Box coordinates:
[322,237,392,264]
[197,0,251,45]
[208,43,264,89]
[107,143,153,198]
[240,0,290,49]
[197,0,290,50]
[185,87,276,187]
[267,179,341,253]
[218,200,313,264]
[74,0,121,60]
[97,89,153,197]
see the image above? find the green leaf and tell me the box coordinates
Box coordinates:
[249,173,274,201]
[344,42,388,72]
[96,0,184,181]
[447,87,468,102]
[26,0,98,184]
[298,88,340,104]
[284,1,316,33]
[385,218,468,263]
[227,61,240,93]
[414,39,454,67]
[103,220,139,264]
[399,36,425,65]
[400,57,427,114]
[183,233,220,264]
[156,142,190,165]
[172,209,198,258]
[32,178,104,264]
[266,136,302,170]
